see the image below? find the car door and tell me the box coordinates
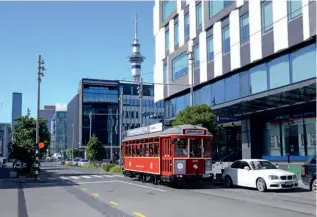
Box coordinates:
[227,161,241,185]
[237,161,252,187]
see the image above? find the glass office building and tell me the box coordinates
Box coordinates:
[11,92,22,127]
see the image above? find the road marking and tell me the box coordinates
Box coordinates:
[92,193,99,197]
[60,176,68,180]
[81,188,87,191]
[112,174,124,177]
[133,212,146,217]
[78,180,116,185]
[70,176,80,180]
[109,201,118,206]
[82,176,92,179]
[102,175,113,178]
[91,175,103,178]
[116,181,166,192]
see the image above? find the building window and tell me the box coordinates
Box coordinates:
[184,13,190,40]
[239,71,250,97]
[225,73,240,101]
[172,52,188,80]
[211,80,225,105]
[288,0,302,20]
[163,64,168,83]
[162,0,177,22]
[196,3,202,28]
[194,44,200,69]
[261,0,273,33]
[174,22,179,46]
[268,54,290,89]
[222,25,230,54]
[165,29,169,53]
[250,63,268,94]
[209,0,232,17]
[240,13,249,44]
[290,43,316,83]
[207,35,214,62]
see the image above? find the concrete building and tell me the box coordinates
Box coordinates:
[67,78,164,159]
[153,0,316,162]
[50,111,67,154]
[0,123,11,159]
[11,92,22,127]
[39,105,56,132]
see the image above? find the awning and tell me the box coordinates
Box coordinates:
[213,78,316,117]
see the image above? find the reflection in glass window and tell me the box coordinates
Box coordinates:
[196,3,202,28]
[184,13,190,39]
[250,63,268,94]
[240,13,249,44]
[174,22,179,45]
[290,44,316,83]
[165,29,169,52]
[288,0,302,20]
[268,54,290,89]
[261,1,273,33]
[209,0,232,17]
[163,64,168,83]
[239,71,250,97]
[194,44,200,69]
[172,52,188,80]
[264,122,281,156]
[162,0,177,22]
[225,74,240,101]
[207,35,214,62]
[211,80,225,105]
[222,25,230,54]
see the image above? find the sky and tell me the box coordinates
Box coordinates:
[0,1,155,123]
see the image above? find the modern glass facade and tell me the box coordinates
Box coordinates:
[11,92,22,127]
[55,111,67,153]
[172,52,188,80]
[162,0,176,22]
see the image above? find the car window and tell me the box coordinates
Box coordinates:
[239,161,250,169]
[310,155,316,165]
[231,161,240,168]
[250,161,277,170]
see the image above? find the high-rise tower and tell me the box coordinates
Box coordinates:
[128,14,145,84]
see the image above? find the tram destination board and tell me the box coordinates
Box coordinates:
[127,123,163,137]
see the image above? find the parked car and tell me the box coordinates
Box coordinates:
[301,154,316,192]
[223,159,298,192]
[78,159,89,167]
[13,161,24,170]
[72,158,81,166]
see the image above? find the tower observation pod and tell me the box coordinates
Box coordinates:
[128,14,145,84]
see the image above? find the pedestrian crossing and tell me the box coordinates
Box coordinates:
[59,174,123,180]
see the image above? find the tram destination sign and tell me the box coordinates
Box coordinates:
[127,123,163,137]
[183,129,206,135]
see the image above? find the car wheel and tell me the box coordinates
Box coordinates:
[224,175,233,188]
[256,178,267,192]
[311,179,317,193]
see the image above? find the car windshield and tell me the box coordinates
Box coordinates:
[81,160,88,162]
[250,161,277,170]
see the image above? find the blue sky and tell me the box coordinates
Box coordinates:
[0,1,155,123]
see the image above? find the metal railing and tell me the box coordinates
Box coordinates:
[219,152,235,170]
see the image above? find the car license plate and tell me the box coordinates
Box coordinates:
[285,181,292,186]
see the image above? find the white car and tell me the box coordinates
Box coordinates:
[223,159,298,192]
[78,159,89,167]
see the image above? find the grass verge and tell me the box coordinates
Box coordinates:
[80,163,122,173]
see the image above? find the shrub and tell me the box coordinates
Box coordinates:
[103,163,115,172]
[109,165,123,173]
[65,162,72,166]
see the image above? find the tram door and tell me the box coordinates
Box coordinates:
[161,138,173,176]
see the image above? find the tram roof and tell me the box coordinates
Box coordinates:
[123,124,212,141]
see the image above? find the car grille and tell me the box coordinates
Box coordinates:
[280,175,293,180]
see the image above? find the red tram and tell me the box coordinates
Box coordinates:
[122,123,213,186]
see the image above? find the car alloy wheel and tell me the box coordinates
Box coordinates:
[312,179,317,193]
[256,178,267,192]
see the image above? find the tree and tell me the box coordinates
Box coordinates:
[65,148,81,159]
[11,116,50,170]
[172,104,218,135]
[86,135,105,162]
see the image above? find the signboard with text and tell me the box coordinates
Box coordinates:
[183,129,206,135]
[127,123,163,137]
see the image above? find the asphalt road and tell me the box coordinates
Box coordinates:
[0,162,315,217]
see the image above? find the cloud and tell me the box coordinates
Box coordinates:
[55,103,67,111]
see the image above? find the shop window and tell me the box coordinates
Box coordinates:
[239,71,250,97]
[282,120,304,156]
[290,44,316,83]
[305,118,316,156]
[268,54,291,89]
[211,80,225,105]
[225,73,240,101]
[250,63,268,94]
[264,122,281,156]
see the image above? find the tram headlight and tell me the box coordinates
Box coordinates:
[205,160,212,174]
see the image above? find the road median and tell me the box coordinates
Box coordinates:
[80,163,123,174]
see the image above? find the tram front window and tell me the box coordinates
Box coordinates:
[174,139,188,157]
[190,138,202,157]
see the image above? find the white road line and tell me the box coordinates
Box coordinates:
[102,175,113,178]
[60,176,69,180]
[77,180,117,185]
[70,176,80,180]
[91,175,103,178]
[112,175,124,177]
[81,176,92,179]
[116,180,166,192]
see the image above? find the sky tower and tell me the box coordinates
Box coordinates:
[128,14,145,84]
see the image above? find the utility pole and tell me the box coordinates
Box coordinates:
[71,123,74,161]
[137,78,143,126]
[35,55,45,180]
[188,45,194,107]
[118,91,123,167]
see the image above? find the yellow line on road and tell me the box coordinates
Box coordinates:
[109,201,118,206]
[133,212,146,217]
[81,188,87,191]
[92,193,100,197]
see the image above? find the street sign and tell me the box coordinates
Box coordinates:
[38,142,45,149]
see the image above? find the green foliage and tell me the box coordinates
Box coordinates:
[109,165,123,173]
[172,104,217,134]
[65,148,81,159]
[11,116,50,168]
[86,135,105,161]
[102,163,116,172]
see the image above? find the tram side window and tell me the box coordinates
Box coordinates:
[145,144,149,156]
[175,139,188,157]
[140,144,144,156]
[136,145,140,156]
[203,139,212,157]
[132,145,136,156]
[149,144,154,156]
[190,138,202,157]
[154,143,159,156]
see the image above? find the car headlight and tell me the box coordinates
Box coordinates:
[292,175,297,180]
[268,175,279,180]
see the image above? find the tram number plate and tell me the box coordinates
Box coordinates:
[285,181,292,186]
[192,160,198,163]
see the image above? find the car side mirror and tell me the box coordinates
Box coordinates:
[244,166,250,171]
